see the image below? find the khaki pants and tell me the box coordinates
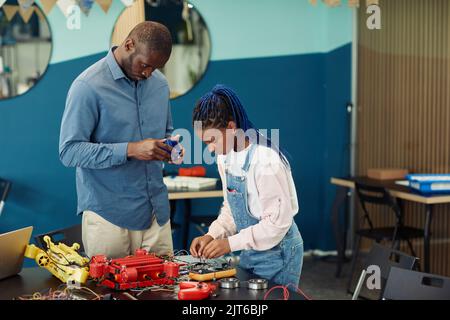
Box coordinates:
[82,210,173,258]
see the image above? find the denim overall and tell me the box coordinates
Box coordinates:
[225,143,304,286]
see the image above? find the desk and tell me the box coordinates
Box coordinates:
[0,267,304,300]
[331,176,450,276]
[168,186,223,249]
[168,189,223,201]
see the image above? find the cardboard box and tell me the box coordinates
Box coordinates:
[367,168,409,180]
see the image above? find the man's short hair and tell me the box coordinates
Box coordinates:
[128,21,172,57]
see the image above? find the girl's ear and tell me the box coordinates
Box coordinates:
[227,121,237,130]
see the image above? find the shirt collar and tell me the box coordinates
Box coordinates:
[106,46,127,81]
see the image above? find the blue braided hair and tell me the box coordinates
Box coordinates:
[192,84,291,167]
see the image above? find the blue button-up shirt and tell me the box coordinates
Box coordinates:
[59,47,173,230]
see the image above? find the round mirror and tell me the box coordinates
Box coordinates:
[0,1,52,100]
[111,0,211,99]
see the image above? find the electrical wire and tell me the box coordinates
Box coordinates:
[262,283,313,301]
[16,284,103,300]
[173,249,190,256]
[286,283,313,300]
[263,285,290,300]
[130,284,176,297]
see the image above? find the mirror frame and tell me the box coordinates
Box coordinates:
[0,2,53,101]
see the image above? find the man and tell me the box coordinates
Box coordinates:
[59,21,177,258]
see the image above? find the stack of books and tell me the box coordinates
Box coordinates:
[406,174,450,194]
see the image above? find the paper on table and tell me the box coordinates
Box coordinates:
[395,180,409,186]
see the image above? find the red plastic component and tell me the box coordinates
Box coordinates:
[89,249,182,290]
[89,262,105,279]
[178,166,206,177]
[164,262,180,278]
[178,282,216,300]
[135,249,147,256]
[121,267,138,283]
[94,255,108,263]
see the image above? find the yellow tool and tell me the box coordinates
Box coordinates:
[24,236,90,284]
[189,268,237,281]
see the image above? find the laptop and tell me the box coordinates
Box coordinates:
[0,226,33,280]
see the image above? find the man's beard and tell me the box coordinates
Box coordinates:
[123,52,140,81]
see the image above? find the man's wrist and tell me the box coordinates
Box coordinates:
[127,141,137,159]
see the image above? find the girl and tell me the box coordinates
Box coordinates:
[190,84,303,286]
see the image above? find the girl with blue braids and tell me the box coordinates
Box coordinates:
[190,85,303,286]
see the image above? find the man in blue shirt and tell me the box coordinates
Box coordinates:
[59,22,177,258]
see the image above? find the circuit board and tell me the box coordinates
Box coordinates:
[174,256,237,281]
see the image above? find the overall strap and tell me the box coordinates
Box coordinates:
[242,143,258,172]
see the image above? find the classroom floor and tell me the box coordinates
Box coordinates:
[299,255,359,300]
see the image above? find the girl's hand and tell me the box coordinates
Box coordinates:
[202,239,231,259]
[190,235,214,257]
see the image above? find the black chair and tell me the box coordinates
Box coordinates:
[190,215,218,235]
[350,243,418,300]
[169,200,182,234]
[0,178,11,216]
[383,267,450,300]
[34,224,84,253]
[347,182,424,293]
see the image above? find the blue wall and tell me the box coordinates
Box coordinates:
[0,0,353,253]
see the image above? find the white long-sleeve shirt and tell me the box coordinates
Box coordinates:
[207,144,299,252]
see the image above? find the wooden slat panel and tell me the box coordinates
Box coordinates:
[111,0,145,47]
[356,0,450,276]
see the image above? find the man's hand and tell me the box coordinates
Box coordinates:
[202,239,231,259]
[127,139,172,161]
[190,235,214,257]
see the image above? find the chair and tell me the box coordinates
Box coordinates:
[347,182,424,293]
[190,215,217,235]
[169,200,182,233]
[350,243,418,300]
[383,267,450,300]
[34,224,84,253]
[0,178,11,216]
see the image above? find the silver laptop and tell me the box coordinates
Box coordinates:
[0,226,33,280]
